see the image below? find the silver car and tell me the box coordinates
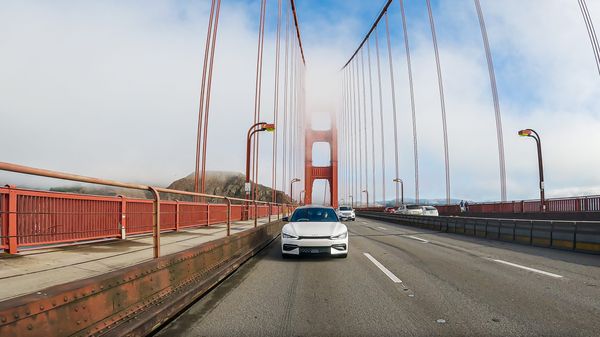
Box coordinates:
[337,206,355,221]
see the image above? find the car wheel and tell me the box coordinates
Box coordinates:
[281,253,291,259]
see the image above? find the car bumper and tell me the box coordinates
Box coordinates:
[338,214,355,221]
[281,237,349,256]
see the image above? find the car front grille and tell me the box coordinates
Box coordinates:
[299,247,331,254]
[298,236,331,240]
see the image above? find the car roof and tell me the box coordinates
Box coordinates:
[295,205,335,210]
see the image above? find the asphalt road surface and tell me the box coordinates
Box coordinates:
[156,217,600,337]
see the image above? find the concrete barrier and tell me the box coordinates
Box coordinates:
[357,211,600,254]
[0,220,284,337]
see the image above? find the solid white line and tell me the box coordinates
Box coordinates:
[363,253,402,283]
[408,235,429,243]
[490,259,563,279]
[377,226,387,230]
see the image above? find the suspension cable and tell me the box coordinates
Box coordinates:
[200,0,222,196]
[251,0,267,200]
[281,1,290,198]
[367,38,376,204]
[474,0,507,201]
[398,0,419,204]
[385,12,401,207]
[578,0,600,75]
[374,26,386,205]
[272,0,282,202]
[195,0,217,196]
[361,48,369,204]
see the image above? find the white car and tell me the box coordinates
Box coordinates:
[421,206,439,216]
[337,206,355,221]
[393,205,408,214]
[404,205,424,215]
[281,205,348,258]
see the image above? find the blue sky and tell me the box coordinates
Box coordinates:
[1,0,599,204]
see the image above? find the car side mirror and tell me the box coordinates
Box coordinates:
[282,217,289,222]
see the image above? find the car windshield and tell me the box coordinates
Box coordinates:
[407,205,421,210]
[290,208,339,222]
[339,206,352,211]
[425,206,436,210]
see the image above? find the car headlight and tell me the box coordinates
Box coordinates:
[330,231,348,240]
[282,232,298,239]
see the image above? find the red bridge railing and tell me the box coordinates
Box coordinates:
[0,162,295,255]
[0,185,285,253]
[435,195,600,215]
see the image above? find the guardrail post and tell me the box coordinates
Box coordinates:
[148,187,161,258]
[268,202,272,223]
[175,200,180,232]
[253,201,258,227]
[550,220,554,247]
[573,222,578,251]
[207,203,211,226]
[278,204,280,220]
[225,197,231,236]
[6,185,18,254]
[118,195,127,239]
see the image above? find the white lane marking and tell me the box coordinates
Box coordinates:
[363,253,402,283]
[489,259,563,279]
[408,235,429,243]
[377,226,387,230]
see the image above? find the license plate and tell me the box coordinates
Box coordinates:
[310,248,320,253]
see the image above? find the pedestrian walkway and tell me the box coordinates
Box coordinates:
[0,216,275,301]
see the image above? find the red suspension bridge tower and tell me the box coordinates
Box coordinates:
[304,115,338,207]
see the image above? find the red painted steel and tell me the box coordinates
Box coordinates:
[0,189,7,250]
[431,195,600,216]
[0,185,289,253]
[304,119,338,207]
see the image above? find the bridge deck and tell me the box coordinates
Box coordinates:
[0,217,273,301]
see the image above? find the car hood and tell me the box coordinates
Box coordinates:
[283,222,347,237]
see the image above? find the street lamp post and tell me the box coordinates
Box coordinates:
[518,129,546,212]
[290,178,301,204]
[245,122,275,219]
[362,189,369,208]
[393,178,404,206]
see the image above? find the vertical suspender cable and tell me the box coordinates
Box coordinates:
[385,12,401,207]
[252,0,267,200]
[350,61,357,205]
[474,0,507,201]
[289,41,296,198]
[344,70,349,203]
[200,0,222,196]
[367,39,376,204]
[425,0,451,204]
[398,0,419,204]
[281,2,290,198]
[578,0,600,75]
[347,67,352,203]
[272,0,282,202]
[361,48,369,204]
[355,58,363,205]
[194,0,216,196]
[374,27,386,206]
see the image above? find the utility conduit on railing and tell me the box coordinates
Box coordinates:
[0,162,294,256]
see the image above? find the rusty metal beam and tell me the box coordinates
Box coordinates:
[0,220,284,337]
